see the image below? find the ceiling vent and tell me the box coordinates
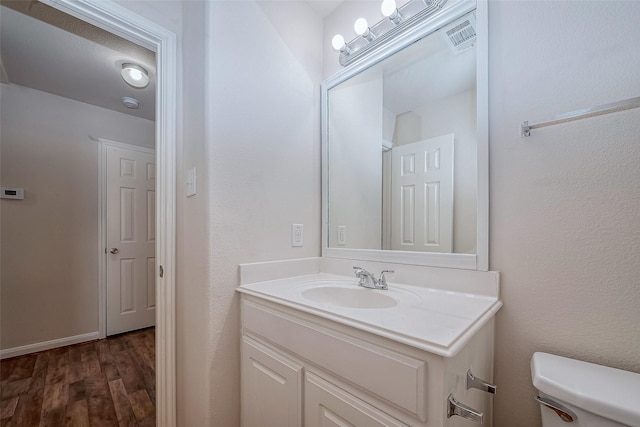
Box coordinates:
[441,14,477,55]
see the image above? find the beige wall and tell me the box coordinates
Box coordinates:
[325,1,640,426]
[0,83,154,350]
[489,1,640,425]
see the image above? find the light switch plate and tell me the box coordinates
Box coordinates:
[291,224,303,247]
[337,225,347,245]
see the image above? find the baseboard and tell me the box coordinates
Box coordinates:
[0,331,100,359]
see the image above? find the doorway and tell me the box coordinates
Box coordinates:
[34,0,176,424]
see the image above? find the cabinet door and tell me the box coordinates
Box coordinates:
[241,336,303,427]
[305,372,408,427]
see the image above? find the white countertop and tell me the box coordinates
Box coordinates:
[237,273,502,357]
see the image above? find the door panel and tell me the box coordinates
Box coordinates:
[241,336,303,427]
[391,134,454,252]
[106,143,155,335]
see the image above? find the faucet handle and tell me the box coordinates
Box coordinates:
[378,270,394,289]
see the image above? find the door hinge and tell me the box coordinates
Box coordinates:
[159,265,164,278]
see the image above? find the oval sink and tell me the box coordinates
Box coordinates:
[301,286,397,309]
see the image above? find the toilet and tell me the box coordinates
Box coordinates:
[531,352,640,426]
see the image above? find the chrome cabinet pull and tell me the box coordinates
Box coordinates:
[447,394,484,424]
[534,395,576,422]
[466,369,497,394]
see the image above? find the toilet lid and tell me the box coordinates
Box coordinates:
[531,352,640,426]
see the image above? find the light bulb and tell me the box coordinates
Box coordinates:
[380,0,397,17]
[331,34,346,51]
[121,63,150,89]
[354,18,369,36]
[128,69,143,81]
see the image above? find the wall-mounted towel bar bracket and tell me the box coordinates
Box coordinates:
[521,96,640,138]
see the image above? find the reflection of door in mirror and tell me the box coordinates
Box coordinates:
[384,134,454,252]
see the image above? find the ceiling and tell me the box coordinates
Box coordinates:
[0,1,156,121]
[0,1,344,123]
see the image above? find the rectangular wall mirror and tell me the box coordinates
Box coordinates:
[322,0,488,270]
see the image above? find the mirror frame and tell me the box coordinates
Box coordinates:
[321,0,488,270]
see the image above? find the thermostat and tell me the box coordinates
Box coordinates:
[1,187,24,200]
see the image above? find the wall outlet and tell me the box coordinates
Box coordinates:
[337,225,347,245]
[291,224,304,247]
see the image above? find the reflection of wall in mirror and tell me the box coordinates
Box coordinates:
[328,74,383,249]
[383,89,477,254]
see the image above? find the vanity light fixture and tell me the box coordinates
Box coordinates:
[354,18,374,41]
[331,34,351,53]
[332,0,447,66]
[381,0,403,24]
[121,63,149,88]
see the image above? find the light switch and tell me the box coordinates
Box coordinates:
[338,226,347,245]
[186,167,196,197]
[292,224,303,247]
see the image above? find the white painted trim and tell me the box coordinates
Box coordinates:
[321,0,488,271]
[0,332,100,360]
[475,0,489,271]
[98,139,107,339]
[40,1,177,425]
[98,139,157,340]
[100,138,155,155]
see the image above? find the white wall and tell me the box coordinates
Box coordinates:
[489,1,640,425]
[325,1,640,426]
[203,1,323,425]
[0,83,154,350]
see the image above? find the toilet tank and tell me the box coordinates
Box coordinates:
[531,352,640,426]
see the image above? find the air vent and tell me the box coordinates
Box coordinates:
[441,14,477,54]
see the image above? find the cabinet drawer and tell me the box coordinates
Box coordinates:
[242,299,428,420]
[305,372,408,427]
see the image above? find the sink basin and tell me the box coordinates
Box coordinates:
[301,286,397,309]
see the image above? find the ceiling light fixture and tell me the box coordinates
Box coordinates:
[121,63,149,88]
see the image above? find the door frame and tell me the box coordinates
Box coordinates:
[41,1,178,426]
[98,138,156,337]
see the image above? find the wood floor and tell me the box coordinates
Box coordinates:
[0,327,155,427]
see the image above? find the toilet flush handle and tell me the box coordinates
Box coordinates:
[466,369,497,394]
[534,395,577,422]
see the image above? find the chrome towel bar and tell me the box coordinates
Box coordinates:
[521,96,640,138]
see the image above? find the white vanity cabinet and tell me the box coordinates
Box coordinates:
[241,335,303,426]
[240,294,496,427]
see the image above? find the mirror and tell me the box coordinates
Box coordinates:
[322,2,487,270]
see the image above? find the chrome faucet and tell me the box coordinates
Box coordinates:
[352,267,394,290]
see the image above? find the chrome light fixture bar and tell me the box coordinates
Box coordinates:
[335,0,447,67]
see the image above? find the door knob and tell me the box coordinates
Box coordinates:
[110,248,119,254]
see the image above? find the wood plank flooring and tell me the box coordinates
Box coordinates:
[0,327,155,427]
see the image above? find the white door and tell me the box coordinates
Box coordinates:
[106,143,156,335]
[391,134,454,252]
